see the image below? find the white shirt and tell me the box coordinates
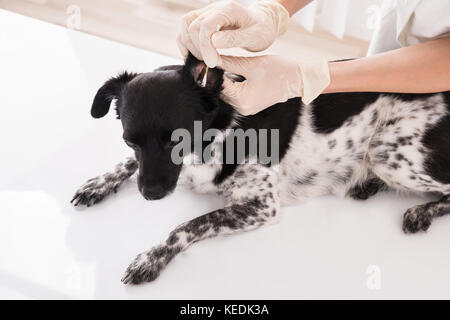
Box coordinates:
[367,0,450,55]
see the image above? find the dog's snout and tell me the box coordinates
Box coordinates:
[139,184,167,200]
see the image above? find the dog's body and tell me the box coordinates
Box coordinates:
[72,55,450,284]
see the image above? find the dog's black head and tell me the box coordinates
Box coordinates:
[90,54,234,200]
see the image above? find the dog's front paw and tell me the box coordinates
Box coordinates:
[121,244,182,285]
[402,205,433,234]
[71,175,117,207]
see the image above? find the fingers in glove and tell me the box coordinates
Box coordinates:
[180,7,207,60]
[221,76,259,116]
[198,1,250,67]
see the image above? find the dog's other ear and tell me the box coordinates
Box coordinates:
[91,71,138,118]
[184,53,224,93]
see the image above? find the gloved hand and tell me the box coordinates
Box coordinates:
[177,0,290,68]
[219,55,331,115]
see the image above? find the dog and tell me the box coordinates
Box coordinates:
[71,53,450,284]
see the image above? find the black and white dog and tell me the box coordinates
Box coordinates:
[72,54,450,284]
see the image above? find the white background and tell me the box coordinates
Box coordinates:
[1,9,450,299]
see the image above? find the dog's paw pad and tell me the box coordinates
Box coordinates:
[70,176,111,207]
[402,206,432,234]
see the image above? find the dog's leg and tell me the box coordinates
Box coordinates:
[122,197,279,284]
[348,177,387,200]
[122,168,279,284]
[71,157,138,206]
[403,194,450,233]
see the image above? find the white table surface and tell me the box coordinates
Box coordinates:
[1,9,450,299]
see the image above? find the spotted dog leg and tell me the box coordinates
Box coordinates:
[348,177,387,200]
[122,187,279,284]
[403,194,450,233]
[71,157,138,206]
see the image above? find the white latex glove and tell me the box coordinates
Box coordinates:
[177,0,290,68]
[219,55,331,115]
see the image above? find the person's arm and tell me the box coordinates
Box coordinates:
[325,37,450,94]
[219,37,450,115]
[276,0,313,16]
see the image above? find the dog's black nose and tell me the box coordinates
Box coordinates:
[140,185,167,200]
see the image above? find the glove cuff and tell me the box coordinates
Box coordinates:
[252,0,290,36]
[299,58,331,105]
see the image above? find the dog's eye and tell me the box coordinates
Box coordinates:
[124,140,139,149]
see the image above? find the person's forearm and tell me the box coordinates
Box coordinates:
[324,37,450,94]
[276,0,313,16]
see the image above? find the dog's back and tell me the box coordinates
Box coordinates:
[278,91,450,204]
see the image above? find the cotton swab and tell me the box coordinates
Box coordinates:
[200,25,221,88]
[201,66,209,87]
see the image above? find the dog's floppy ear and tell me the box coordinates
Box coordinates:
[91,71,138,118]
[183,53,224,93]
